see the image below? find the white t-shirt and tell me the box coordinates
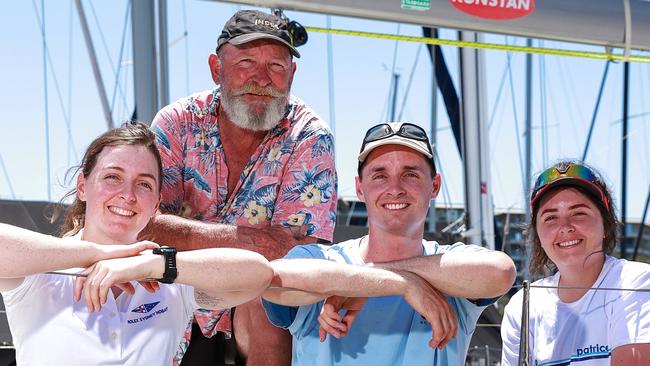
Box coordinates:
[2,271,198,365]
[501,256,650,366]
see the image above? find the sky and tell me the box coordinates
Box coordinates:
[1,0,649,223]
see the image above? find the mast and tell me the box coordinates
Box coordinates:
[131,0,159,124]
[158,0,170,108]
[523,38,533,278]
[621,62,629,258]
[524,39,532,218]
[427,29,438,234]
[459,31,494,249]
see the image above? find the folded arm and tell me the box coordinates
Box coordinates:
[0,223,155,292]
[373,249,516,299]
[263,258,407,306]
[77,248,273,311]
[263,258,458,349]
[139,214,318,260]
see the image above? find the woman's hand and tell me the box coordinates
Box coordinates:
[95,240,159,261]
[73,251,162,312]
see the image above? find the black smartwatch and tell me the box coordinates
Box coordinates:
[152,246,178,284]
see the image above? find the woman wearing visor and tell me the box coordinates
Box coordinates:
[0,122,272,365]
[501,161,650,365]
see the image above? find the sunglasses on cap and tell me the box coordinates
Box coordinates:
[530,163,610,212]
[360,123,433,154]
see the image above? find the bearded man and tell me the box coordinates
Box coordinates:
[146,10,337,366]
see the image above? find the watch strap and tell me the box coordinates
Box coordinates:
[152,246,177,284]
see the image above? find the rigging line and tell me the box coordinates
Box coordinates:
[641,78,650,189]
[540,79,546,165]
[514,284,650,292]
[544,59,562,161]
[168,33,187,47]
[324,15,341,198]
[182,0,190,95]
[74,3,112,130]
[389,73,400,121]
[109,1,131,117]
[581,62,611,162]
[556,57,584,144]
[488,41,511,208]
[488,37,514,164]
[326,16,336,137]
[632,186,650,260]
[87,0,118,88]
[616,120,650,147]
[88,0,129,115]
[487,43,511,130]
[488,36,508,147]
[0,153,16,199]
[31,0,79,161]
[543,62,548,164]
[305,26,650,64]
[551,57,571,158]
[67,0,74,166]
[378,82,390,123]
[397,43,423,121]
[389,24,401,82]
[33,0,52,201]
[386,24,401,121]
[538,40,548,165]
[122,33,132,121]
[639,58,650,177]
[489,159,507,216]
[506,51,527,198]
[433,152,453,211]
[543,64,549,165]
[488,38,516,209]
[584,118,648,164]
[500,209,510,253]
[608,110,650,125]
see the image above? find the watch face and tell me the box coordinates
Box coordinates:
[154,246,177,254]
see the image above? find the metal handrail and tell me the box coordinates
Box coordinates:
[517,280,530,366]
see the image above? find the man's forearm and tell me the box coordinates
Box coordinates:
[140,214,317,260]
[263,259,408,306]
[373,250,516,299]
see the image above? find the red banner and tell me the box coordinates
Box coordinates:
[450,0,535,20]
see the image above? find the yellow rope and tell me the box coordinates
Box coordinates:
[305,26,650,64]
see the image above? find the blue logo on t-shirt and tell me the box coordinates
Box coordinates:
[131,301,160,313]
[535,344,611,365]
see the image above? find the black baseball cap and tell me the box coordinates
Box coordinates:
[216,10,300,58]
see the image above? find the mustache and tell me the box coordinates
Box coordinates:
[232,83,285,98]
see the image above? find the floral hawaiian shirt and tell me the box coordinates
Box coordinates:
[151,88,338,364]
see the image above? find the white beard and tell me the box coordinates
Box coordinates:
[220,82,290,132]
